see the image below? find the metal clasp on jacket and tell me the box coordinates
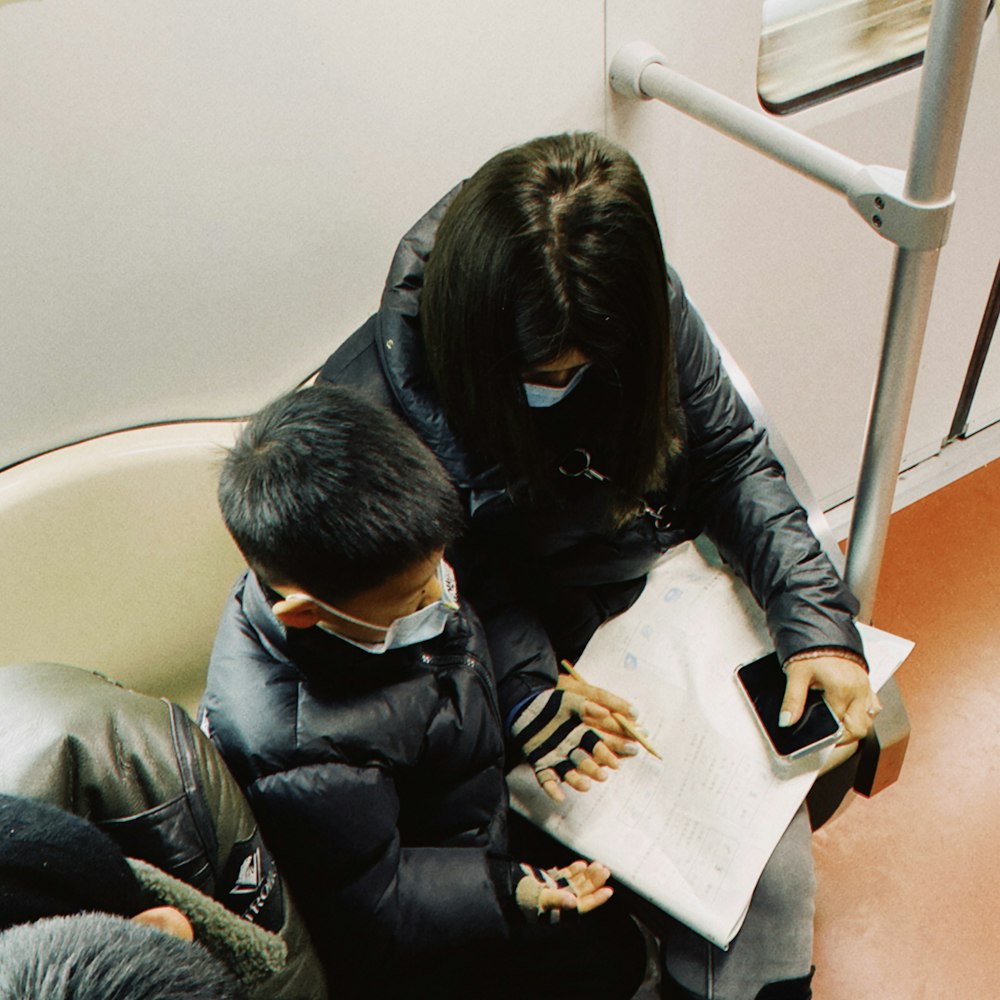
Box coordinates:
[558,447,674,530]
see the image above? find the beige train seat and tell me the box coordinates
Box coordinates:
[0,422,247,714]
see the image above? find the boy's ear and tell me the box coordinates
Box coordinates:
[272,595,324,630]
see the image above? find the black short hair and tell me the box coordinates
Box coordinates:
[422,132,682,518]
[0,914,245,1000]
[219,384,465,604]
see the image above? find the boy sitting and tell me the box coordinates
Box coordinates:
[198,385,646,998]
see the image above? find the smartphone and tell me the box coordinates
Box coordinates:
[735,653,842,759]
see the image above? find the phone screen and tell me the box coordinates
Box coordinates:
[735,653,842,758]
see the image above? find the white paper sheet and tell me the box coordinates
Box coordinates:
[507,537,913,947]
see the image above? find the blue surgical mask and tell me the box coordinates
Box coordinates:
[522,363,591,408]
[296,560,459,654]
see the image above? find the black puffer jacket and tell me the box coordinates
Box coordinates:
[320,188,864,723]
[199,570,514,987]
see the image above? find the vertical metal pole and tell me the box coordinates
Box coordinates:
[845,0,988,620]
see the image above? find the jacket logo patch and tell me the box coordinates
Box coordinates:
[231,848,262,894]
[222,833,284,931]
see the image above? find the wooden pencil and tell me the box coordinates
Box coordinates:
[559,659,662,760]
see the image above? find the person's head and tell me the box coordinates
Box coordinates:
[218,384,465,645]
[0,795,244,998]
[421,131,682,515]
[0,914,244,1000]
[0,794,186,936]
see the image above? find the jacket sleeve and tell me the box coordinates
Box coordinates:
[668,268,863,662]
[245,760,513,963]
[448,542,562,732]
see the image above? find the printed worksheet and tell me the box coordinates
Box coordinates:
[507,537,913,947]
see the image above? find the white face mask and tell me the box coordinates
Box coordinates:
[294,560,459,654]
[522,363,591,408]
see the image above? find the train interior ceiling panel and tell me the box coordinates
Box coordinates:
[1,2,998,997]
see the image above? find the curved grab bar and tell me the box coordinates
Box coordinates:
[609,0,988,619]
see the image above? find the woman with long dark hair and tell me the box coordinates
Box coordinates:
[321,132,878,999]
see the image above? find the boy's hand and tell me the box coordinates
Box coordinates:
[556,671,640,755]
[515,860,613,922]
[511,688,631,802]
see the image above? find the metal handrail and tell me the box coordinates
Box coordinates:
[609,1,989,619]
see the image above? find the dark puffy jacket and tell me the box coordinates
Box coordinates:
[320,188,863,722]
[0,662,326,1000]
[199,570,514,988]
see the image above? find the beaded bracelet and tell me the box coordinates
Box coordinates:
[783,646,869,672]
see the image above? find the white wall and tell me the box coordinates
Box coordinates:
[0,0,605,470]
[606,0,1000,510]
[2,0,998,512]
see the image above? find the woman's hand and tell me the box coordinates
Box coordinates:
[556,670,640,757]
[780,654,881,744]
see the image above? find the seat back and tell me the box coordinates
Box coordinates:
[0,422,247,713]
[711,329,845,571]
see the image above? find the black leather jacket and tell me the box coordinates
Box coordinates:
[320,188,864,723]
[0,662,326,1000]
[200,571,515,988]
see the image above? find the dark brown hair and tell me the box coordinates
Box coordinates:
[421,132,681,518]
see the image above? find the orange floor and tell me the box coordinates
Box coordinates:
[812,458,1000,998]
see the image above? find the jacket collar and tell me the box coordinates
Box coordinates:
[238,571,368,675]
[238,570,464,686]
[128,858,285,990]
[239,570,297,663]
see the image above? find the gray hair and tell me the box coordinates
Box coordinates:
[0,914,246,1000]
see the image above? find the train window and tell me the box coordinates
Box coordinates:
[757,0,992,115]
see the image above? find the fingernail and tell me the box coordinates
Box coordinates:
[622,744,640,756]
[778,711,792,728]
